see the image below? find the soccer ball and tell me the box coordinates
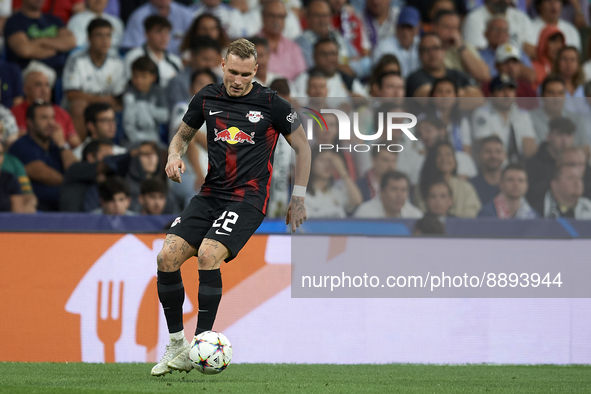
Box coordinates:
[189,331,233,375]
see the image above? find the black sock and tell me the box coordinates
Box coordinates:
[196,269,222,335]
[157,270,185,334]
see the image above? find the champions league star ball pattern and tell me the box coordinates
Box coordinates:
[189,331,233,375]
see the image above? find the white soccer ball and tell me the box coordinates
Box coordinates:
[189,331,233,375]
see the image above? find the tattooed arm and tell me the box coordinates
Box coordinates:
[165,121,199,183]
[284,125,311,232]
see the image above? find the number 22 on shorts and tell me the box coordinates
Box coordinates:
[212,211,239,235]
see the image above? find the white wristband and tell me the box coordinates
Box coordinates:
[292,185,306,197]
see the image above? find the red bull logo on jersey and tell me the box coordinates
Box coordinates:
[214,127,255,145]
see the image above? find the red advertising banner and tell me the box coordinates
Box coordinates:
[0,233,290,362]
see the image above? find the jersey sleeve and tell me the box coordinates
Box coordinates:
[270,93,301,136]
[181,87,206,130]
[6,172,22,196]
[62,56,81,91]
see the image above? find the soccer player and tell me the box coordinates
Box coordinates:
[151,38,311,376]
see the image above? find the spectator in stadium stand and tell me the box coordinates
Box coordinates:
[414,140,482,217]
[425,180,454,221]
[427,77,473,155]
[306,71,329,99]
[63,18,126,139]
[124,16,183,89]
[432,10,490,84]
[139,178,168,215]
[531,165,591,219]
[168,69,215,209]
[421,0,456,32]
[363,0,399,49]
[269,78,291,102]
[121,0,193,55]
[412,213,446,235]
[191,0,247,39]
[0,59,24,109]
[126,141,178,214]
[257,0,307,82]
[243,0,302,40]
[462,0,536,58]
[180,14,230,60]
[371,6,421,79]
[481,43,537,109]
[72,103,126,160]
[4,0,77,74]
[353,105,424,184]
[8,102,78,211]
[478,18,536,83]
[353,170,423,218]
[0,138,37,212]
[554,0,590,28]
[250,36,283,86]
[470,135,505,205]
[293,38,367,97]
[166,36,223,112]
[123,56,169,146]
[367,54,402,96]
[296,0,369,78]
[309,112,358,181]
[356,72,405,143]
[305,149,363,218]
[532,26,565,88]
[60,138,123,212]
[372,71,405,99]
[92,175,137,215]
[371,53,402,75]
[405,33,482,98]
[472,74,538,163]
[412,114,477,180]
[355,148,398,202]
[11,70,81,149]
[67,0,124,52]
[559,147,591,200]
[327,0,371,60]
[12,0,85,24]
[478,163,538,218]
[529,76,589,157]
[295,0,349,68]
[551,46,587,114]
[0,94,19,148]
[0,141,28,212]
[531,0,581,51]
[525,117,576,203]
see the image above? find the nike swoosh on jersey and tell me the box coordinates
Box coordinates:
[215,229,230,236]
[209,110,223,115]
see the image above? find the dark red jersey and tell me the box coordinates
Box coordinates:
[182,82,301,215]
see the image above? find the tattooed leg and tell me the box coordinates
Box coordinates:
[156,234,197,335]
[195,238,228,335]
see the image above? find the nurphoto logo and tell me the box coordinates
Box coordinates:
[303,107,417,153]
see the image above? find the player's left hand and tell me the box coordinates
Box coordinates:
[286,196,307,233]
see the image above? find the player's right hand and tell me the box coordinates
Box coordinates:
[166,156,185,183]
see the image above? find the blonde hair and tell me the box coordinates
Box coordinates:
[226,39,257,63]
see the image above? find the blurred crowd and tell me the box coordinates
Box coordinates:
[0,0,591,224]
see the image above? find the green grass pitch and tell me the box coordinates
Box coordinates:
[1,362,589,393]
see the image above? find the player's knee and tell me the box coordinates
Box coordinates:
[157,249,177,272]
[197,247,220,270]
